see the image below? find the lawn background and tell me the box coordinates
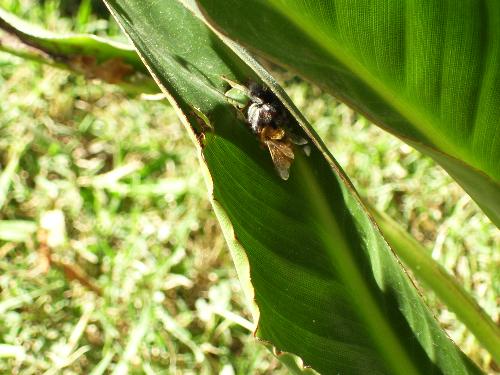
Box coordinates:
[0,1,498,373]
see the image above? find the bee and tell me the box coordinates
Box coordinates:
[223,78,307,180]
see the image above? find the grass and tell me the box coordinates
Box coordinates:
[0,1,498,374]
[0,57,283,374]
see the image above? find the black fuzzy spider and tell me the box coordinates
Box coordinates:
[246,82,289,134]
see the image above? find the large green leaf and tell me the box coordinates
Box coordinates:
[196,0,500,228]
[104,1,482,373]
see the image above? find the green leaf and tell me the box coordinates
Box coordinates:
[196,0,500,228]
[104,1,482,373]
[368,205,500,363]
[0,6,152,90]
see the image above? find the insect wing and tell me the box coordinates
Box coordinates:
[287,132,308,145]
[265,140,294,180]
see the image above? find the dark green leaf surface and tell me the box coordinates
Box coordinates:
[197,0,500,227]
[105,1,482,373]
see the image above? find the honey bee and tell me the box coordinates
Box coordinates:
[223,79,307,180]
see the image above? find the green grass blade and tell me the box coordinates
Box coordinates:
[0,220,36,242]
[75,0,92,32]
[112,305,152,375]
[104,1,482,373]
[89,351,115,375]
[0,139,29,210]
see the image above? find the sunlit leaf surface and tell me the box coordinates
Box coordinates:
[197,0,500,227]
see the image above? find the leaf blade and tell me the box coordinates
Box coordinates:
[196,0,500,227]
